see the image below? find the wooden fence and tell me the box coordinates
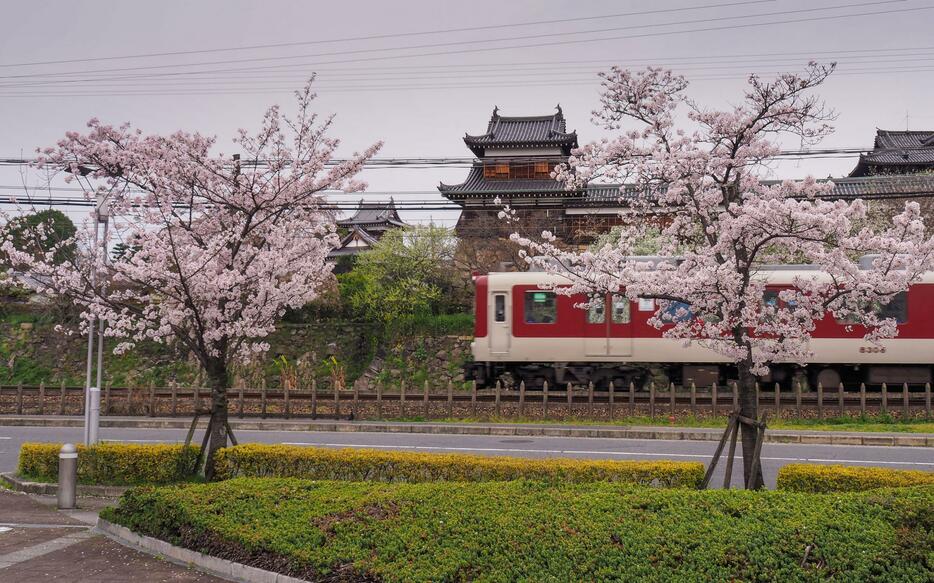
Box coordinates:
[0,380,931,421]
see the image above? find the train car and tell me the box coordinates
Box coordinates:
[465,269,934,389]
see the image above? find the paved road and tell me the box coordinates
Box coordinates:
[1,425,931,488]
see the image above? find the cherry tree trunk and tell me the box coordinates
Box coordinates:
[737,363,764,489]
[204,359,230,481]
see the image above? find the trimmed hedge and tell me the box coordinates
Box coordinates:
[214,443,704,487]
[778,463,934,493]
[18,443,199,486]
[103,478,934,582]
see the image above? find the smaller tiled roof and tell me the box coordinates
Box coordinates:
[337,198,407,229]
[464,106,578,156]
[849,129,934,176]
[572,176,934,207]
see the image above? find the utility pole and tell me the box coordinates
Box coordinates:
[83,193,110,445]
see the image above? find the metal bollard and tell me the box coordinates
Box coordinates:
[87,387,101,445]
[58,443,77,510]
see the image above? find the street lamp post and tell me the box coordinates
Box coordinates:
[83,193,110,446]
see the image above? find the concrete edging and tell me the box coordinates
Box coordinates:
[0,472,128,497]
[96,517,308,583]
[1,415,931,447]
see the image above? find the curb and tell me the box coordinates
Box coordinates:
[96,517,308,583]
[0,472,128,497]
[1,415,931,447]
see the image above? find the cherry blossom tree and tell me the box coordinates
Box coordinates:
[2,81,381,477]
[512,63,934,488]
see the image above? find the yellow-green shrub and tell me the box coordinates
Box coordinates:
[214,443,703,487]
[777,463,934,493]
[18,443,199,485]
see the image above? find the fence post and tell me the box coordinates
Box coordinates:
[192,383,200,413]
[423,380,430,418]
[353,381,360,420]
[543,380,549,417]
[377,381,384,419]
[902,382,910,420]
[311,379,318,419]
[38,381,45,415]
[881,382,888,414]
[447,381,454,418]
[608,381,615,418]
[837,382,845,417]
[126,386,134,416]
[926,382,931,420]
[669,382,676,416]
[859,382,866,416]
[400,381,406,418]
[629,381,635,416]
[58,380,66,415]
[519,381,526,417]
[284,384,291,419]
[333,379,340,418]
[795,381,802,418]
[566,383,573,416]
[774,382,780,418]
[103,383,111,415]
[148,382,156,417]
[588,382,594,417]
[817,382,823,419]
[732,381,739,412]
[471,380,477,417]
[650,382,656,420]
[712,382,718,417]
[171,384,178,417]
[15,382,22,415]
[690,382,696,418]
[495,381,502,417]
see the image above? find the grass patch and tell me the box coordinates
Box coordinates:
[103,478,934,582]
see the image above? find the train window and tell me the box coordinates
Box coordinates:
[494,294,506,323]
[612,295,630,323]
[661,301,693,323]
[525,291,557,324]
[763,290,779,308]
[876,291,908,323]
[587,296,605,324]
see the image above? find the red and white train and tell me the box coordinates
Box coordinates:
[465,270,934,389]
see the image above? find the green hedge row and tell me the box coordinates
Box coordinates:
[103,478,934,583]
[18,443,199,486]
[213,443,704,487]
[777,463,934,493]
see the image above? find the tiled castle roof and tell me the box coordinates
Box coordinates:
[849,129,934,177]
[463,106,578,156]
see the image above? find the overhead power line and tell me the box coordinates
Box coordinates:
[0,0,777,69]
[0,0,917,82]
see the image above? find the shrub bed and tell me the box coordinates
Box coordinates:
[214,443,703,487]
[778,463,934,493]
[18,443,199,485]
[103,478,934,582]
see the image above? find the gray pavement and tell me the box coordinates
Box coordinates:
[2,424,932,489]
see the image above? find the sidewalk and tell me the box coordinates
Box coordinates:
[1,414,931,446]
[0,488,222,582]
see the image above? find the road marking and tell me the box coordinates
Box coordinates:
[279,442,934,467]
[0,529,93,570]
[0,437,11,440]
[0,523,89,530]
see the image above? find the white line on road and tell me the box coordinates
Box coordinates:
[101,439,176,443]
[0,437,11,440]
[279,442,934,467]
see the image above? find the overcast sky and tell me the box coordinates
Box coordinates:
[1,0,932,226]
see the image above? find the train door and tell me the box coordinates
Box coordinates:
[584,295,610,356]
[585,294,633,357]
[489,292,510,354]
[608,294,633,357]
